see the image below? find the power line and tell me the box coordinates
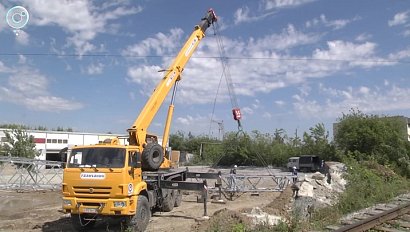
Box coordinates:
[0,52,409,64]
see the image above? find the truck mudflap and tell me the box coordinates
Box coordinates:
[62,195,138,216]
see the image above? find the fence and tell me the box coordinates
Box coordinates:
[0,157,291,198]
[0,156,64,191]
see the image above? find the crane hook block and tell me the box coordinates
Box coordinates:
[232,108,242,121]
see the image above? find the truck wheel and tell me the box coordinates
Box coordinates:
[141,143,164,171]
[126,195,151,232]
[70,214,96,231]
[161,189,175,212]
[174,190,182,207]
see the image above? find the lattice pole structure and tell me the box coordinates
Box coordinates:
[0,156,63,191]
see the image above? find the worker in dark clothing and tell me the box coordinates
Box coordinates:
[291,182,299,198]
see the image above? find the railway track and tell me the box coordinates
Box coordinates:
[327,194,410,232]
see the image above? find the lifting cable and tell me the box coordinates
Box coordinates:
[211,22,244,135]
[208,71,224,137]
[210,23,274,174]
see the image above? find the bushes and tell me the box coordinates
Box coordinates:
[311,156,410,229]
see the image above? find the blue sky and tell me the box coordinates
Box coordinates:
[0,0,409,139]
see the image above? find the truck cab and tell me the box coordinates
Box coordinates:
[286,155,321,172]
[62,142,145,217]
[286,157,300,171]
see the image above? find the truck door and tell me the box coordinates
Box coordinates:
[128,150,142,182]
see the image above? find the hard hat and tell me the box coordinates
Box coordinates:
[293,166,296,169]
[234,165,237,168]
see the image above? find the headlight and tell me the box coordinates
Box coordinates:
[63,199,71,206]
[113,201,126,208]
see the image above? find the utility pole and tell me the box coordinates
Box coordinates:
[211,119,224,140]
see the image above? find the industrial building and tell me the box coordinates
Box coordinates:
[0,129,129,162]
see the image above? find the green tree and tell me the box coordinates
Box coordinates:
[273,128,286,144]
[335,109,410,177]
[169,131,186,151]
[302,123,337,161]
[2,128,40,158]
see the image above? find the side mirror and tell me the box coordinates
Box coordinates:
[135,152,141,168]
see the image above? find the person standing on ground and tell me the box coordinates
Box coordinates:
[291,182,299,198]
[292,166,298,183]
[229,165,237,191]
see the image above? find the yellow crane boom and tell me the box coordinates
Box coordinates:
[127,9,217,170]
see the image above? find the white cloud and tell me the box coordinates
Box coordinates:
[127,65,162,84]
[293,84,410,118]
[123,28,184,57]
[233,6,274,25]
[263,0,316,10]
[262,112,272,119]
[312,40,389,68]
[251,99,260,109]
[0,68,83,111]
[275,100,286,106]
[384,80,389,86]
[18,55,27,64]
[306,14,359,30]
[15,30,30,45]
[23,0,142,55]
[242,107,254,115]
[86,62,104,75]
[388,11,409,26]
[0,4,8,32]
[247,24,319,51]
[25,96,84,111]
[388,48,410,60]
[175,114,209,134]
[125,25,392,106]
[0,61,13,73]
[355,33,372,42]
[127,65,165,97]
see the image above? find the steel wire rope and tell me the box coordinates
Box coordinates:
[208,72,224,138]
[0,52,408,64]
[211,22,274,174]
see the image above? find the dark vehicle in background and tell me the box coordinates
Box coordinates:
[287,155,321,172]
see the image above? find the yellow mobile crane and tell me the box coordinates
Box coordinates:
[62,9,217,231]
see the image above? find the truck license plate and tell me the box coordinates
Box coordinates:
[83,208,97,213]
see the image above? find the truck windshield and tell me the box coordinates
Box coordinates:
[67,147,126,168]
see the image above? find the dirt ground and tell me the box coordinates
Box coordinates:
[0,166,294,232]
[0,189,288,232]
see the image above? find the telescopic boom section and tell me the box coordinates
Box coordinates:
[128,9,217,148]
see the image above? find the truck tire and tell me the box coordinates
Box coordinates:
[141,143,164,171]
[70,214,96,231]
[174,190,182,207]
[126,195,151,232]
[161,189,175,212]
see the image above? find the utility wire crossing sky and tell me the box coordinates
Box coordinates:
[0,0,409,138]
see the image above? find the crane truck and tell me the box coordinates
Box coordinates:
[62,9,217,231]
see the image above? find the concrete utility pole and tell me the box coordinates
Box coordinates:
[211,119,224,140]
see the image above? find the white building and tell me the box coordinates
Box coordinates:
[0,129,129,162]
